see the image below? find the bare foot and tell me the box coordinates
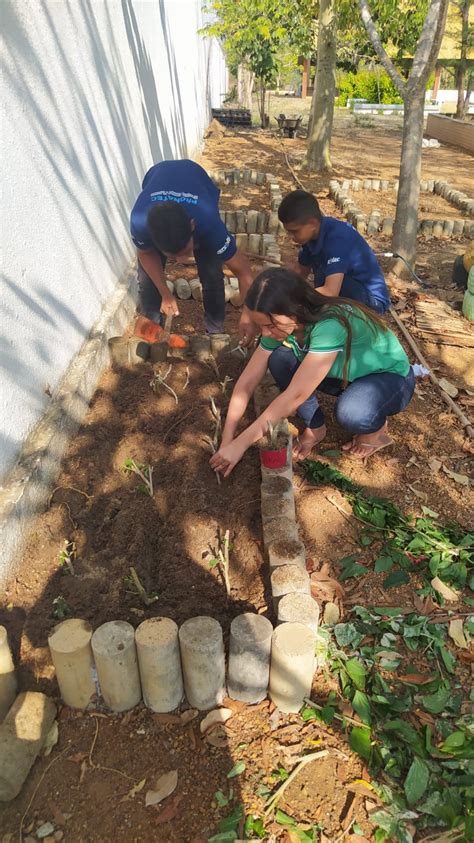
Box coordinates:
[342,424,393,460]
[293,425,327,461]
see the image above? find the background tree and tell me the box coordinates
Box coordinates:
[306,0,337,170]
[452,0,474,119]
[358,0,449,269]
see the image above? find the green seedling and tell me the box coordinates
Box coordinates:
[58,539,76,575]
[122,458,154,497]
[208,528,231,597]
[149,364,178,404]
[124,566,159,606]
[52,595,71,620]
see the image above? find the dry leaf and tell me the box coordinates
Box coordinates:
[79,759,87,783]
[121,778,146,802]
[310,571,345,602]
[222,697,247,713]
[413,594,436,615]
[153,713,182,725]
[323,601,340,625]
[200,708,233,734]
[398,673,437,685]
[431,577,460,602]
[407,483,427,500]
[438,378,458,398]
[180,709,198,725]
[442,465,469,486]
[154,792,183,824]
[448,619,469,649]
[145,770,178,807]
[427,457,442,474]
[205,725,228,748]
[269,708,281,731]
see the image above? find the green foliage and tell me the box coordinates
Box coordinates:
[335,69,403,106]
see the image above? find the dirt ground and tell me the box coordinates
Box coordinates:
[1,111,473,843]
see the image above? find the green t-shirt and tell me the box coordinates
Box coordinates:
[259,306,410,381]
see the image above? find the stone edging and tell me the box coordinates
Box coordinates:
[329,179,474,237]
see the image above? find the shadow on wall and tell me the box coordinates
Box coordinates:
[0,0,192,471]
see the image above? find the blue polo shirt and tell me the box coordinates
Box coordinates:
[130,160,237,261]
[298,216,390,311]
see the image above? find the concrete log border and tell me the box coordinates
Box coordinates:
[329,178,474,237]
[212,169,285,235]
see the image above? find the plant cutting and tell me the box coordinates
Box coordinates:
[203,398,223,485]
[208,528,231,597]
[258,421,289,469]
[122,458,154,497]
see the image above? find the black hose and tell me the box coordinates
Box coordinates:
[375,251,431,288]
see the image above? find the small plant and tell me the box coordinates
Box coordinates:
[266,421,279,449]
[219,375,233,397]
[202,397,222,485]
[149,364,178,404]
[52,595,71,620]
[124,566,159,606]
[208,528,231,597]
[58,539,76,575]
[122,458,154,496]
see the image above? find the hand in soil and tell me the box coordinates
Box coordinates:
[160,292,180,316]
[293,425,327,461]
[210,439,246,477]
[238,307,258,346]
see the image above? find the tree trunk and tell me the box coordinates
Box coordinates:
[455,0,470,119]
[305,0,336,171]
[392,91,426,269]
[237,64,254,109]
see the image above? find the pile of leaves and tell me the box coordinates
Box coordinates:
[302,459,474,600]
[302,606,474,842]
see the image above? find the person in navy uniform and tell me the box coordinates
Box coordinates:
[278,190,390,314]
[130,159,255,343]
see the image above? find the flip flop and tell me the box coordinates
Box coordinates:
[345,439,393,462]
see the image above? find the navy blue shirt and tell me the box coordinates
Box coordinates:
[130,160,237,261]
[298,216,390,311]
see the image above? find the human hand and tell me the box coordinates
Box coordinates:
[238,308,257,347]
[160,294,180,317]
[210,440,247,478]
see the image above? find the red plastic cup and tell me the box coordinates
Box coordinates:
[259,447,288,469]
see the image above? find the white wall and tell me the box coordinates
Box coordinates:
[0,0,226,480]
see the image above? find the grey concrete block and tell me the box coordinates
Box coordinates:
[227,613,273,703]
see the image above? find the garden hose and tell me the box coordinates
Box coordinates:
[376,251,431,288]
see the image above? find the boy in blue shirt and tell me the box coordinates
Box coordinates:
[130,160,255,342]
[278,190,390,314]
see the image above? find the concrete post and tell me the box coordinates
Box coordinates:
[178,617,225,710]
[189,279,203,301]
[227,614,273,703]
[135,618,183,713]
[247,210,259,233]
[190,335,211,362]
[271,564,311,612]
[248,233,262,256]
[0,692,57,801]
[91,621,142,712]
[0,626,17,722]
[268,538,306,572]
[210,334,231,360]
[278,593,319,634]
[261,495,296,524]
[269,623,315,713]
[263,516,298,551]
[48,618,96,710]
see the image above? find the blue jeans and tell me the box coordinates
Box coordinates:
[317,277,389,314]
[268,345,415,433]
[138,246,226,333]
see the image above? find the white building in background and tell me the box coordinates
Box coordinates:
[0,0,227,481]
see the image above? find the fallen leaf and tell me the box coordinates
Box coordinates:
[227,760,246,778]
[311,571,345,603]
[448,619,469,649]
[427,457,442,474]
[398,673,437,685]
[79,759,87,783]
[407,483,427,500]
[269,708,281,731]
[431,577,460,602]
[42,721,59,756]
[438,377,458,398]
[323,602,340,625]
[413,709,436,727]
[145,770,178,807]
[222,696,247,713]
[413,594,436,615]
[180,708,198,725]
[154,793,183,824]
[68,751,88,764]
[442,465,469,486]
[47,800,66,827]
[200,707,233,734]
[121,778,146,802]
[205,725,228,748]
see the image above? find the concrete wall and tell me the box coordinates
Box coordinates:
[0,0,226,481]
[426,113,474,154]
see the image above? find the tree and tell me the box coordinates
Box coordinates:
[359,0,449,269]
[453,0,474,119]
[306,0,337,170]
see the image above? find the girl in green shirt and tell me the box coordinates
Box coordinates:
[210,267,415,477]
